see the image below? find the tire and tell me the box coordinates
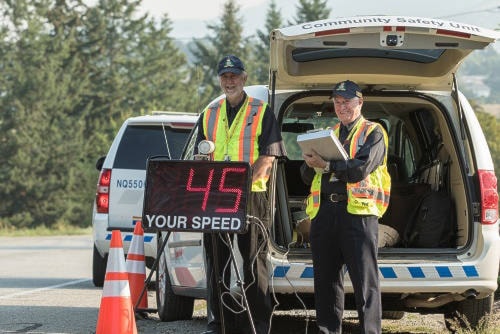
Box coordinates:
[382,311,405,320]
[156,235,194,322]
[92,245,107,287]
[444,294,493,332]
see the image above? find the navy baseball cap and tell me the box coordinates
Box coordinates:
[331,80,363,99]
[217,55,245,76]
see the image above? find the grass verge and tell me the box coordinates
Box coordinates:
[0,226,92,237]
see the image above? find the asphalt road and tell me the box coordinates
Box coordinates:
[1,235,496,334]
[0,235,204,334]
[0,235,323,334]
[0,235,103,333]
[0,235,317,334]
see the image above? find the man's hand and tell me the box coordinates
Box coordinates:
[252,155,275,183]
[302,150,328,169]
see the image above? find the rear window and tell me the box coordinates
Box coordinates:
[113,125,192,170]
[291,48,445,63]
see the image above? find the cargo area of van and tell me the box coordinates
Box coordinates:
[272,91,475,253]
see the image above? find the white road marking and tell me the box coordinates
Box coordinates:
[0,278,91,300]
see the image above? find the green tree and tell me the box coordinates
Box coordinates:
[79,1,191,130]
[291,0,331,25]
[189,0,246,99]
[68,1,192,226]
[254,0,283,84]
[473,103,500,184]
[0,0,192,230]
[0,0,89,229]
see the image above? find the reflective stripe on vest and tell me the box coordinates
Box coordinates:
[239,98,265,162]
[204,99,223,144]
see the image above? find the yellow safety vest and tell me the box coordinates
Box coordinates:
[305,117,391,218]
[202,96,267,192]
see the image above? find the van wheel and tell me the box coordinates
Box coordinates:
[156,236,194,321]
[382,311,405,320]
[444,294,493,332]
[92,245,107,287]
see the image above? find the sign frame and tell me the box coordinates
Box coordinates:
[142,158,251,234]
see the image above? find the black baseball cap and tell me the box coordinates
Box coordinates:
[217,55,245,76]
[331,80,363,99]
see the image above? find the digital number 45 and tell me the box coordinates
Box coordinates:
[186,167,246,213]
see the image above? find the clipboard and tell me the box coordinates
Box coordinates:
[297,129,349,162]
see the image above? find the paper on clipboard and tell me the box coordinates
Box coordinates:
[297,129,349,161]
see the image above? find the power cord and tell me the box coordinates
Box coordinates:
[218,215,270,316]
[273,240,310,334]
[216,214,311,334]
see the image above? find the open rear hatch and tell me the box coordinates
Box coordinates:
[269,16,499,252]
[270,15,499,92]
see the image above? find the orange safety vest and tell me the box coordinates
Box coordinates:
[305,117,391,218]
[202,96,267,191]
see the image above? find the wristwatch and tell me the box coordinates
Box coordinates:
[323,161,330,173]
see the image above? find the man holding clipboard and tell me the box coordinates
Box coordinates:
[300,80,391,334]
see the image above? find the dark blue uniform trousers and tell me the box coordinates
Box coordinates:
[310,200,381,334]
[204,191,272,334]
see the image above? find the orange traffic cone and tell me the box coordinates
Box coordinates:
[96,230,137,334]
[126,221,148,310]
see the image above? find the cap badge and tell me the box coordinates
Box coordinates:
[224,58,234,68]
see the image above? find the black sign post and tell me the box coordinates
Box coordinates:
[141,158,256,334]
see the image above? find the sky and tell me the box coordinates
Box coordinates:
[138,0,500,40]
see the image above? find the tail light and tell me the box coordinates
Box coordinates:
[478,170,499,224]
[96,168,111,213]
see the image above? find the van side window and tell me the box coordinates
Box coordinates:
[183,127,198,160]
[114,125,191,169]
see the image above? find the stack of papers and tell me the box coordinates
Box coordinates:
[297,129,348,173]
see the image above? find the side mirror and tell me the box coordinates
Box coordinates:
[95,156,106,171]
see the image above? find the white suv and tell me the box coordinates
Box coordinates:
[91,111,199,287]
[151,16,499,331]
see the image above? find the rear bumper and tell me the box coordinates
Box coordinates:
[270,260,497,298]
[270,224,500,300]
[92,213,158,258]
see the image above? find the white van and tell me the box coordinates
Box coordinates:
[91,112,199,287]
[153,16,500,330]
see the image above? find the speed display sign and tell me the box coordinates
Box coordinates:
[142,158,251,234]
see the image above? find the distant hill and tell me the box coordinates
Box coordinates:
[483,104,500,118]
[174,40,196,64]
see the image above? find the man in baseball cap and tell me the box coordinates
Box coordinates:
[197,54,286,334]
[302,78,388,334]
